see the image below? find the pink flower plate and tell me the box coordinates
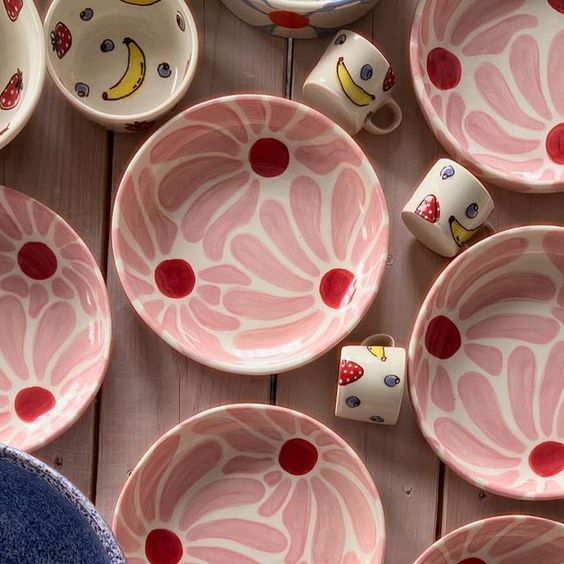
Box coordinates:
[112,94,389,375]
[410,0,564,192]
[409,226,564,499]
[0,185,111,452]
[414,515,564,564]
[113,403,385,564]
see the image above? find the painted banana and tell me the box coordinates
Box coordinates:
[449,216,478,247]
[102,38,145,101]
[367,346,387,362]
[120,0,161,5]
[336,57,375,107]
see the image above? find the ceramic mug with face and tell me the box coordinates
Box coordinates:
[303,30,402,136]
[402,159,495,257]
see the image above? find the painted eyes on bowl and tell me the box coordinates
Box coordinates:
[100,39,114,53]
[176,11,186,31]
[335,34,347,45]
[80,8,93,21]
[466,203,479,218]
[360,64,373,80]
[157,63,172,78]
[74,83,89,98]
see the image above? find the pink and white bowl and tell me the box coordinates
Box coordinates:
[414,515,564,564]
[409,226,564,499]
[113,403,386,564]
[0,185,111,452]
[112,94,389,375]
[410,0,564,192]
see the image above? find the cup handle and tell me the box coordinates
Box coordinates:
[463,220,496,250]
[360,333,395,347]
[362,98,402,135]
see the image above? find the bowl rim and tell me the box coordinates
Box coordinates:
[43,0,199,126]
[227,0,374,14]
[408,224,564,500]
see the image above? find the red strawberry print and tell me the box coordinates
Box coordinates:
[416,194,440,223]
[0,70,23,110]
[383,66,395,92]
[50,22,72,59]
[338,359,364,386]
[4,0,22,21]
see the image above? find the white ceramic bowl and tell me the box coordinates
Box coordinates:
[44,0,198,132]
[0,0,45,149]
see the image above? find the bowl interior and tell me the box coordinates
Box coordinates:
[409,227,564,499]
[114,404,385,563]
[112,95,389,374]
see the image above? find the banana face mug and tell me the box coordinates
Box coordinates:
[303,30,402,136]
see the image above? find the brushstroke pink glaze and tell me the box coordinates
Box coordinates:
[0,185,110,452]
[112,95,389,374]
[414,515,564,564]
[113,404,385,564]
[410,0,564,192]
[409,227,564,499]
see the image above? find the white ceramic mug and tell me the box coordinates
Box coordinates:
[303,30,402,136]
[335,334,405,425]
[402,158,494,257]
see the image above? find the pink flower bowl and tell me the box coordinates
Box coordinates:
[409,226,564,499]
[113,403,386,563]
[112,94,389,374]
[0,185,111,452]
[410,0,564,192]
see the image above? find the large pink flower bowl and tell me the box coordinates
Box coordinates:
[409,226,564,499]
[113,403,386,563]
[410,0,564,192]
[112,94,389,375]
[0,186,111,452]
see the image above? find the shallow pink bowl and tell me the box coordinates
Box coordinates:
[409,226,564,499]
[410,0,564,192]
[414,515,564,564]
[113,403,386,563]
[112,94,389,375]
[0,185,111,452]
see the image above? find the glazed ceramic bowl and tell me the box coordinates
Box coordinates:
[44,0,198,132]
[220,0,380,38]
[0,185,111,452]
[0,444,123,563]
[414,515,564,564]
[409,226,564,499]
[114,404,385,563]
[0,0,45,150]
[112,94,389,375]
[410,0,564,192]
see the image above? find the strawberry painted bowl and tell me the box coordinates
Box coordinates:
[113,404,386,563]
[0,185,111,452]
[112,94,389,375]
[410,0,564,192]
[0,0,45,150]
[409,226,564,499]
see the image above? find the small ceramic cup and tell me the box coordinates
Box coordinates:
[303,30,402,136]
[402,158,494,257]
[335,334,405,425]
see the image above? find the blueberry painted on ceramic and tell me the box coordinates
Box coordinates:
[80,8,93,21]
[440,165,455,179]
[384,375,400,387]
[346,396,361,408]
[157,63,172,78]
[101,39,114,53]
[176,10,185,31]
[75,82,89,98]
[335,33,346,45]
[465,203,479,218]
[360,64,373,80]
[370,416,384,423]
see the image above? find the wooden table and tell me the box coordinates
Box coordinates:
[16,1,564,562]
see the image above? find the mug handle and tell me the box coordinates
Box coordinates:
[362,98,402,135]
[361,333,395,347]
[462,221,496,251]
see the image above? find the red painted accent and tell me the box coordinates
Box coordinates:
[427,47,462,90]
[383,66,396,92]
[279,438,318,475]
[17,242,58,280]
[14,387,56,422]
[145,529,183,564]
[548,0,564,13]
[425,315,461,359]
[268,10,309,29]
[155,259,195,299]
[249,138,290,177]
[546,123,564,164]
[0,69,23,111]
[416,194,440,223]
[3,0,22,21]
[338,359,364,385]
[529,441,564,477]
[319,268,356,309]
[458,559,486,564]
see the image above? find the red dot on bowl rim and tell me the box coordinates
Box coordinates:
[154,259,195,299]
[548,0,564,13]
[319,268,356,309]
[279,438,318,475]
[546,123,564,165]
[425,315,461,359]
[268,10,309,28]
[14,387,56,422]
[457,559,486,564]
[528,441,564,477]
[426,47,462,90]
[17,242,58,280]
[145,529,183,564]
[249,138,290,178]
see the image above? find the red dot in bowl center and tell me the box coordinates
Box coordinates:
[548,0,564,13]
[425,315,461,359]
[154,259,195,299]
[268,10,309,29]
[14,387,56,422]
[17,242,58,280]
[427,47,462,90]
[529,441,564,477]
[458,559,486,564]
[319,268,356,309]
[546,123,564,164]
[145,529,183,564]
[279,438,318,475]
[249,138,290,177]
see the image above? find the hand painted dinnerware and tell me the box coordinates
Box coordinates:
[0,185,111,452]
[113,404,385,563]
[0,0,45,150]
[402,158,494,257]
[409,226,564,499]
[44,0,198,132]
[304,30,402,136]
[336,333,406,425]
[410,0,564,192]
[414,515,564,564]
[0,444,123,563]
[112,94,389,375]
